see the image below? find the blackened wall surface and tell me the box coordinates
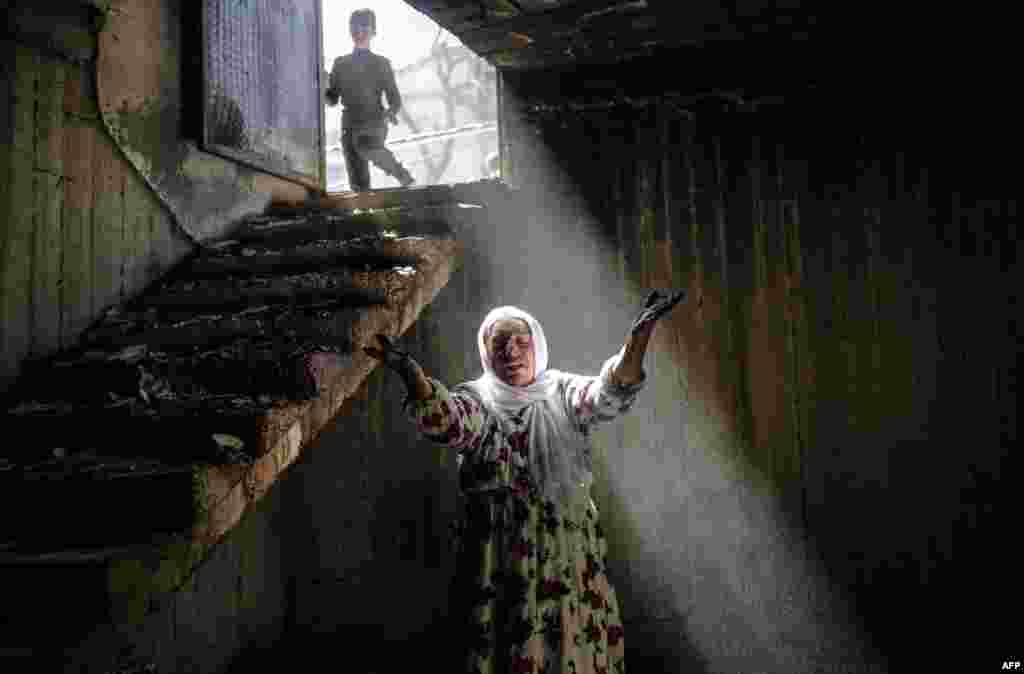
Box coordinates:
[492,64,1018,672]
[0,0,314,395]
[0,31,193,394]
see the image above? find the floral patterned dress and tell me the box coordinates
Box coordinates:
[405,359,644,674]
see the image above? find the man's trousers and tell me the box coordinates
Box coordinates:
[342,120,413,191]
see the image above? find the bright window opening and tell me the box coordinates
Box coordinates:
[322,1,499,192]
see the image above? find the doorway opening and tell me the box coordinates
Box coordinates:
[322,1,499,192]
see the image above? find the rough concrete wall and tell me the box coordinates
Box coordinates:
[6,483,293,673]
[1,0,314,393]
[0,30,193,393]
[96,0,313,242]
[0,4,311,671]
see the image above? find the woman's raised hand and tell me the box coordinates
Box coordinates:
[630,289,686,335]
[364,333,434,401]
[363,333,414,372]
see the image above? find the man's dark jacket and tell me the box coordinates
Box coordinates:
[326,48,401,128]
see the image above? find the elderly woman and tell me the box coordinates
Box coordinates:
[365,290,684,674]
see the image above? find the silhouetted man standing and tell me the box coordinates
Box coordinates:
[326,9,415,191]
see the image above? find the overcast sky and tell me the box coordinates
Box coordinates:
[322,0,458,70]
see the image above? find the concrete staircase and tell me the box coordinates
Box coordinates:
[0,181,502,669]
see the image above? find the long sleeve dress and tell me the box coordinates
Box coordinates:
[405,354,645,674]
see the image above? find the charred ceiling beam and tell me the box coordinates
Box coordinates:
[1,1,99,63]
[226,211,455,247]
[130,284,387,315]
[515,89,787,118]
[1,459,200,548]
[312,182,492,211]
[5,402,267,465]
[79,302,361,351]
[457,0,654,45]
[461,1,690,63]
[407,0,832,72]
[499,37,825,105]
[11,343,340,412]
[481,22,719,68]
[218,214,370,250]
[400,2,493,37]
[182,243,422,280]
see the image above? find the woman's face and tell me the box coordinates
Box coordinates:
[487,318,536,387]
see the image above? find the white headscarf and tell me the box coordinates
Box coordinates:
[464,306,593,504]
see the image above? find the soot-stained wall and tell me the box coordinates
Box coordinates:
[1,0,311,393]
[0,15,192,393]
[494,72,1017,672]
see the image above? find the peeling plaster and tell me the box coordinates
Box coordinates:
[179,145,242,183]
[94,0,309,244]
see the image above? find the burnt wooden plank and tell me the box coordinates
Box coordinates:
[122,169,153,300]
[60,65,96,346]
[666,117,698,290]
[91,123,124,317]
[653,109,673,246]
[775,138,810,526]
[749,130,768,293]
[721,125,760,459]
[152,208,196,291]
[0,461,198,547]
[315,182,485,211]
[10,343,344,409]
[4,391,274,460]
[743,122,796,497]
[407,1,505,36]
[468,17,711,61]
[228,211,456,250]
[31,56,66,358]
[691,128,719,295]
[458,0,659,47]
[709,130,749,459]
[182,244,422,279]
[632,117,658,289]
[2,44,38,381]
[0,42,14,382]
[136,284,386,314]
[722,117,756,305]
[753,118,783,288]
[4,2,97,64]
[79,305,360,353]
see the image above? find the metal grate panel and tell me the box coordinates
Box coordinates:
[202,0,324,187]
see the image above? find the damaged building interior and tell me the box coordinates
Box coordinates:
[1,1,1018,673]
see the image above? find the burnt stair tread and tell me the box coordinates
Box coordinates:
[268,178,502,214]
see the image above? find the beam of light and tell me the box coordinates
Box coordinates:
[468,87,891,674]
[323,4,891,671]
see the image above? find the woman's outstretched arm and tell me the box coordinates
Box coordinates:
[567,289,687,429]
[363,334,486,450]
[364,333,433,401]
[610,289,686,386]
